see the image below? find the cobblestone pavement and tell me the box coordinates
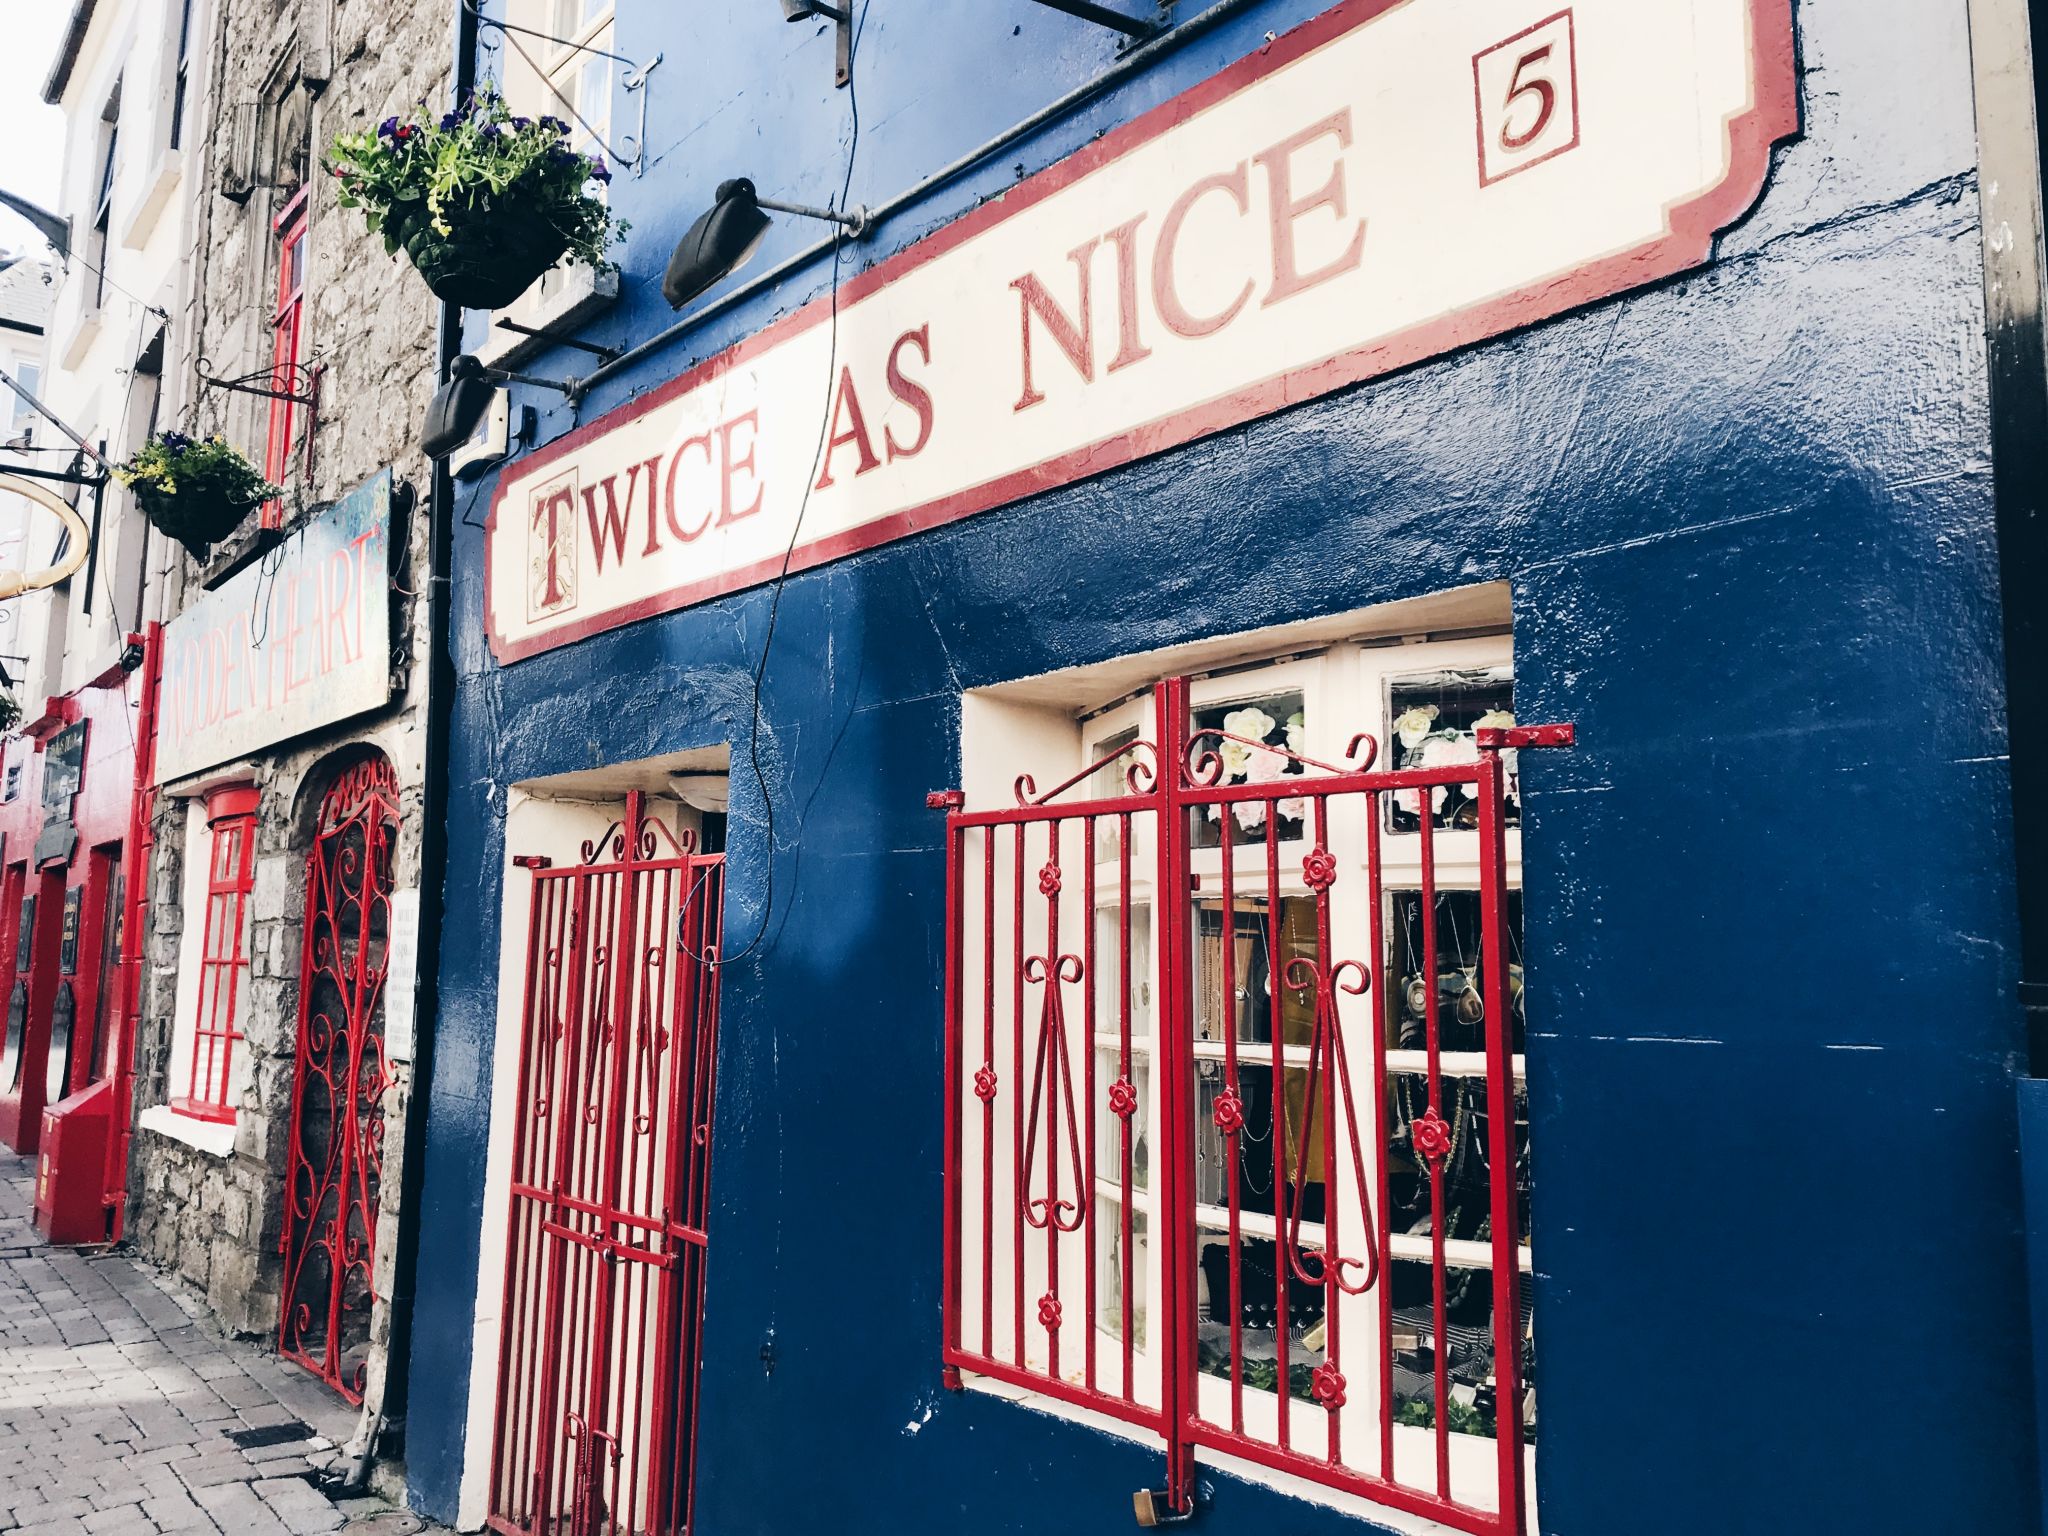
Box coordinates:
[0,1153,441,1535]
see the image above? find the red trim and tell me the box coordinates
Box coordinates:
[486,0,1799,664]
[204,784,258,822]
[166,1095,236,1126]
[1472,10,1581,190]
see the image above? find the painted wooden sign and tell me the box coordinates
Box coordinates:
[486,0,1797,663]
[156,471,394,785]
[35,721,87,869]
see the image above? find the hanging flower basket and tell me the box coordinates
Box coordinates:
[328,91,627,312]
[112,432,279,561]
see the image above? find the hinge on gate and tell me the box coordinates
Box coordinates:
[927,789,965,810]
[1477,723,1575,750]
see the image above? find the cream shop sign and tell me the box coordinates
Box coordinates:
[486,0,1796,662]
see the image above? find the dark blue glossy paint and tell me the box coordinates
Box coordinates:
[409,1,2039,1531]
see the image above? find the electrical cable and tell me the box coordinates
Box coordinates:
[463,0,640,167]
[681,0,870,969]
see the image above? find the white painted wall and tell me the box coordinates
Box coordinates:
[26,0,209,703]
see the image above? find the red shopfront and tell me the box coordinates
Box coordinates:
[0,637,159,1240]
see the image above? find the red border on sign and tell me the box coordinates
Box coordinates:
[486,0,1800,665]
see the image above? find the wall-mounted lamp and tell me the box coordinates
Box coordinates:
[778,0,854,88]
[662,177,870,311]
[1026,0,1168,40]
[421,354,574,461]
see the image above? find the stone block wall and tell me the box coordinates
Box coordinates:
[125,0,448,1435]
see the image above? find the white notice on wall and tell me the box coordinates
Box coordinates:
[385,889,420,1063]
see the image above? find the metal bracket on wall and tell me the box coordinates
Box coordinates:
[464,2,661,172]
[198,359,325,489]
[619,53,663,174]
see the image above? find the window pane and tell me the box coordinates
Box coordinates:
[1095,1046,1150,1193]
[1090,725,1139,864]
[1195,1223,1325,1403]
[1097,1204,1148,1350]
[1386,666,1518,832]
[1384,887,1533,1444]
[1092,902,1151,1041]
[1191,691,1307,850]
[1192,897,1316,1048]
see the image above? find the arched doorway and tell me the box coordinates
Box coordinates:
[278,753,400,1400]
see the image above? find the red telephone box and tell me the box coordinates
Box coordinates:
[34,1078,112,1244]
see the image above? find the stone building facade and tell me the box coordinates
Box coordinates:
[119,0,447,1441]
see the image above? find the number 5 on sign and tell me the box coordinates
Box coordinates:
[1474,10,1580,186]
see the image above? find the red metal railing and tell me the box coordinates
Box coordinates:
[279,755,402,1400]
[935,679,1570,1531]
[489,794,725,1536]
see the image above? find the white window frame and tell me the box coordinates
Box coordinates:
[958,610,1535,1526]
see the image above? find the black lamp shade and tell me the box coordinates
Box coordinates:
[663,179,772,311]
[421,356,499,461]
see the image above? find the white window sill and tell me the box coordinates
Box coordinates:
[59,306,102,372]
[136,1103,237,1158]
[120,150,184,251]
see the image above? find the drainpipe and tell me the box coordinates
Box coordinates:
[1967,0,2048,1528]
[368,0,478,1484]
[104,625,161,1242]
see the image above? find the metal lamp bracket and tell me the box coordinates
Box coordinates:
[1027,0,1172,47]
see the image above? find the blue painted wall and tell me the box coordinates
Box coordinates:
[408,1,2039,1531]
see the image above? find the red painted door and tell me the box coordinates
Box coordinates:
[279,757,400,1400]
[489,794,725,1536]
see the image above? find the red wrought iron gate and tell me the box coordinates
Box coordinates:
[935,678,1571,1534]
[489,795,726,1536]
[280,756,400,1399]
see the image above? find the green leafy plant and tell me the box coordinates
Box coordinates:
[112,432,279,559]
[327,88,628,310]
[1395,1395,1496,1439]
[0,693,20,734]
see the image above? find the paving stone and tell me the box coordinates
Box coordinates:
[0,1157,441,1536]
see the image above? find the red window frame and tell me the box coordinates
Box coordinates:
[933,678,1573,1534]
[175,785,257,1123]
[261,187,310,529]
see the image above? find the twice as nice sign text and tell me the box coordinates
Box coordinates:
[486,0,1796,662]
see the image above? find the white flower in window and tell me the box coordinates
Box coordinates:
[1231,746,1292,830]
[1285,710,1306,756]
[1393,705,1439,751]
[1417,731,1480,816]
[1218,706,1278,779]
[1473,709,1516,732]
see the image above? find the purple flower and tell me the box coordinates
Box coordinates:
[160,431,192,454]
[439,110,464,131]
[510,115,532,131]
[480,122,502,140]
[377,116,400,138]
[589,156,612,184]
[538,115,568,136]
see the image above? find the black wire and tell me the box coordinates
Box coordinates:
[691,0,870,968]
[59,245,170,329]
